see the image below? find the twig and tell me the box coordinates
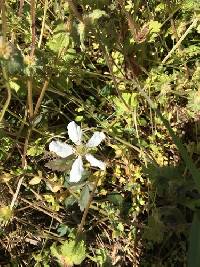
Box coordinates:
[0,67,12,123]
[27,77,34,118]
[1,0,7,40]
[0,103,45,134]
[76,172,102,237]
[9,124,32,209]
[33,78,50,117]
[67,0,83,23]
[18,0,25,17]
[5,109,28,162]
[10,176,24,209]
[38,0,48,48]
[0,1,12,124]
[34,12,72,118]
[10,125,33,210]
[27,0,36,119]
[162,18,199,64]
[20,197,63,223]
[21,126,32,168]
[30,0,36,58]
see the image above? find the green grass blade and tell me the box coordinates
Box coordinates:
[188,212,200,267]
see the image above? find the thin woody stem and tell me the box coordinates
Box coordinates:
[76,172,102,237]
[27,77,34,118]
[33,78,51,117]
[66,0,83,23]
[0,67,11,123]
[18,0,25,17]
[27,0,36,119]
[0,0,12,123]
[30,0,36,58]
[162,18,198,64]
[38,0,48,48]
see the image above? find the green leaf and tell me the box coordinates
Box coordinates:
[113,93,137,115]
[29,175,42,185]
[51,239,86,266]
[88,9,108,24]
[158,112,200,192]
[116,222,124,232]
[47,23,70,53]
[27,139,44,157]
[9,81,20,92]
[7,53,23,74]
[182,0,200,10]
[91,248,112,266]
[45,158,73,172]
[63,48,77,64]
[57,224,70,237]
[64,195,77,208]
[107,193,123,207]
[149,20,162,34]
[148,20,162,42]
[0,206,13,222]
[188,212,200,267]
[79,185,90,211]
[61,240,86,265]
[143,210,165,243]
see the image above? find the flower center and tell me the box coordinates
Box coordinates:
[75,144,88,156]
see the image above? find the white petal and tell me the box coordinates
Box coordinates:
[49,141,74,158]
[69,156,84,182]
[67,121,82,145]
[85,153,106,171]
[86,132,106,148]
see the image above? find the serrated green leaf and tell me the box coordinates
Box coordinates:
[45,156,74,172]
[63,48,77,64]
[91,248,112,266]
[61,240,86,265]
[143,211,165,243]
[149,20,162,33]
[51,240,86,266]
[64,195,77,208]
[47,23,70,53]
[148,20,162,42]
[27,145,44,157]
[113,93,137,115]
[116,222,124,232]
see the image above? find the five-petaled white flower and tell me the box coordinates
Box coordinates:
[49,121,106,183]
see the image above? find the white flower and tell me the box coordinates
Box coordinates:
[86,132,106,148]
[67,121,82,145]
[49,141,74,158]
[49,121,106,182]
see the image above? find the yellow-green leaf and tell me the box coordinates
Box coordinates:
[29,176,42,185]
